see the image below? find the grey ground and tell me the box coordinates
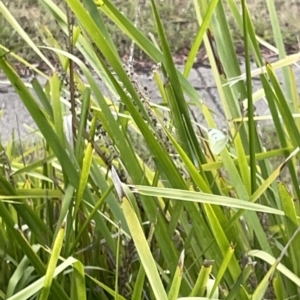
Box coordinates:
[0,61,298,143]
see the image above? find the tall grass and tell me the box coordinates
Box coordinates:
[0,0,300,299]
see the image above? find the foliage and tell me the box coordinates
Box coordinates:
[1,0,300,64]
[1,0,300,299]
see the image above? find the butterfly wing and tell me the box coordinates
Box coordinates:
[208,129,228,155]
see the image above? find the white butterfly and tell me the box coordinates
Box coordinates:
[208,128,228,155]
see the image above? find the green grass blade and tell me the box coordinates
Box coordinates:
[6,245,40,298]
[133,185,283,215]
[168,250,184,300]
[7,258,78,300]
[121,194,168,300]
[209,244,235,297]
[50,73,65,144]
[72,261,86,300]
[189,261,212,297]
[74,142,93,217]
[0,1,53,70]
[39,224,65,300]
[184,0,219,78]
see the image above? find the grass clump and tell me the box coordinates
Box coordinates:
[1,0,300,299]
[1,0,300,65]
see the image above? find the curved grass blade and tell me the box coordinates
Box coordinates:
[132,186,282,214]
[39,224,65,300]
[168,250,184,300]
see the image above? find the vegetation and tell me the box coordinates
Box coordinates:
[1,0,299,64]
[1,0,300,299]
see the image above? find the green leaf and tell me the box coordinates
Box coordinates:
[39,224,65,300]
[133,185,284,215]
